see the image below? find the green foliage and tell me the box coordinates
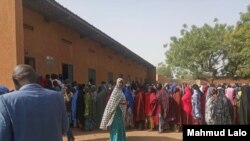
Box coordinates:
[156,62,173,78]
[173,68,193,79]
[166,22,231,79]
[165,5,250,79]
[223,5,250,78]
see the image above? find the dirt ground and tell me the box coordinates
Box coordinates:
[63,129,182,141]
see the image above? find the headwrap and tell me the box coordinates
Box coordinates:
[100,78,127,130]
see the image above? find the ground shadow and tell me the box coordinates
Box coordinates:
[127,136,181,141]
[79,138,109,141]
[78,136,181,141]
[69,128,182,141]
[72,129,107,136]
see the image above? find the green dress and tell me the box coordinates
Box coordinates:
[110,107,126,141]
[84,92,93,130]
[96,88,106,126]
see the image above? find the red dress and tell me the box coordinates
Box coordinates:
[182,86,193,125]
[145,92,151,117]
[134,89,145,121]
[145,91,158,125]
[172,87,183,126]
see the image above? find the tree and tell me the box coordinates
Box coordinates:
[165,21,232,80]
[164,5,250,80]
[223,5,250,78]
[174,68,193,79]
[157,62,173,78]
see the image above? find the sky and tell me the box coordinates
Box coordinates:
[55,0,249,66]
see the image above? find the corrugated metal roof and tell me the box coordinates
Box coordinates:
[23,0,155,68]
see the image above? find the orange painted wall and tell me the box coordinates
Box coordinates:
[23,8,154,85]
[0,0,24,89]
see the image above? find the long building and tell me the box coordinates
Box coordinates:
[0,0,156,89]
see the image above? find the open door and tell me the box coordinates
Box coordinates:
[62,64,73,83]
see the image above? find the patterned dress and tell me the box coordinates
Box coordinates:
[156,88,169,132]
[191,90,202,120]
[205,87,232,125]
[100,78,127,141]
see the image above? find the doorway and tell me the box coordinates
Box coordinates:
[25,57,36,70]
[62,64,73,83]
[88,68,96,85]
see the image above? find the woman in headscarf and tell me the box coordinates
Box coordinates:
[239,84,250,124]
[205,86,216,125]
[156,83,169,133]
[134,86,145,130]
[63,86,75,141]
[172,86,182,132]
[191,84,202,125]
[96,84,107,128]
[124,83,135,129]
[205,85,232,125]
[235,86,242,124]
[90,85,97,128]
[225,85,236,124]
[84,85,93,131]
[100,78,127,141]
[44,74,53,90]
[145,85,158,130]
[201,84,209,124]
[71,82,79,128]
[181,83,193,125]
[225,85,235,106]
[105,84,113,105]
[52,80,61,92]
[76,84,85,129]
[168,83,176,129]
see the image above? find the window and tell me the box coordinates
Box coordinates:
[108,72,113,84]
[25,57,36,70]
[61,38,72,46]
[23,24,34,31]
[62,64,73,83]
[88,68,96,85]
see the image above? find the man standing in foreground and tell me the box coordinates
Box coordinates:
[0,64,68,141]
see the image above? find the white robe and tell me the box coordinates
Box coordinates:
[100,86,126,130]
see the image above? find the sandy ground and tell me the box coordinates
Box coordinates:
[63,129,182,141]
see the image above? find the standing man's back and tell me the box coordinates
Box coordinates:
[0,64,67,141]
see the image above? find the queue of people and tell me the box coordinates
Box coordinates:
[0,64,250,141]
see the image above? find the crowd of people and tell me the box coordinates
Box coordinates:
[25,74,250,131]
[0,65,250,141]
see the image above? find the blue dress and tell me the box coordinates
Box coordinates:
[110,107,126,141]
